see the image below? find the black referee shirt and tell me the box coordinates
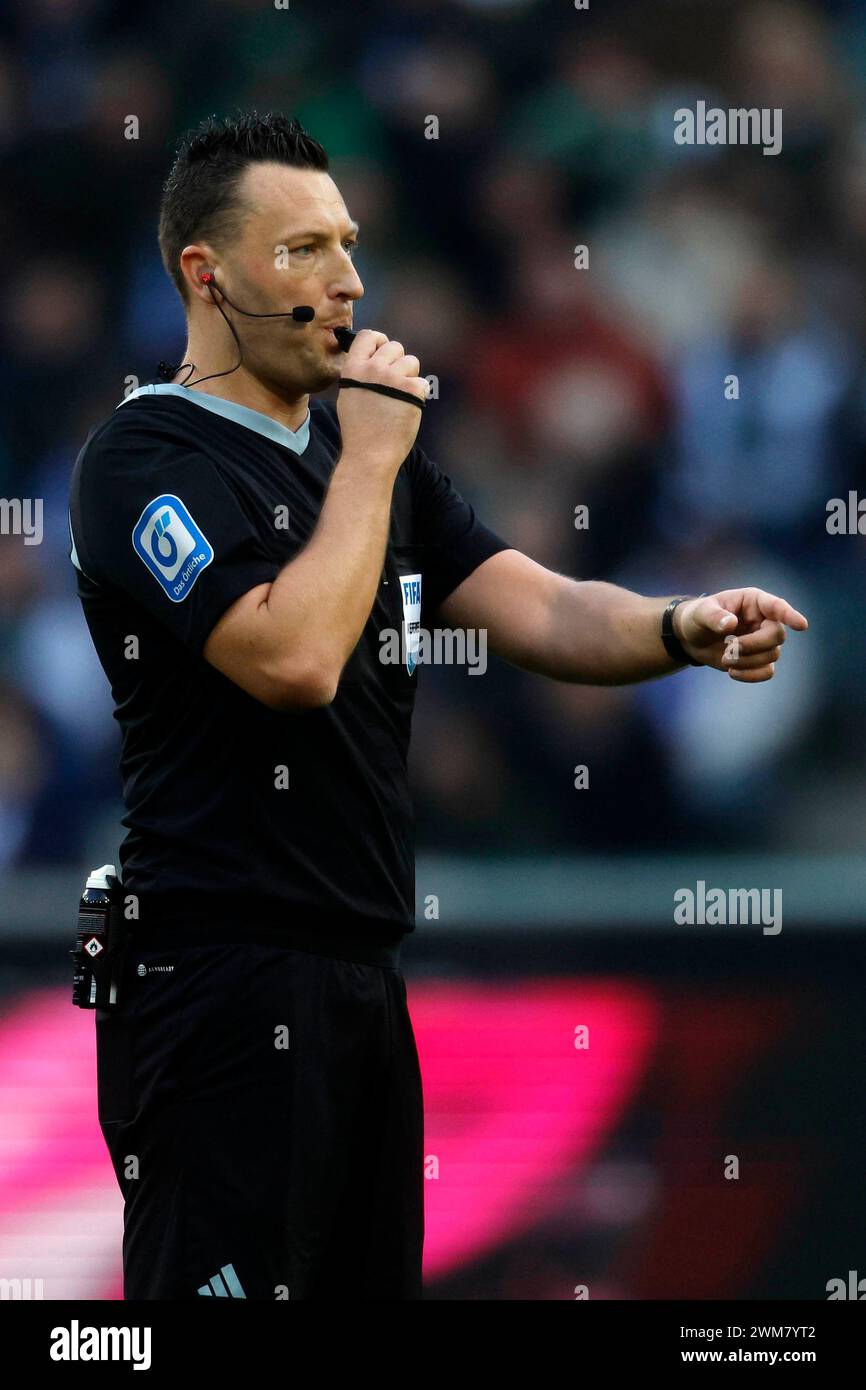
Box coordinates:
[68,383,510,940]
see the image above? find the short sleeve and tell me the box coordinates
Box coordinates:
[409,446,512,613]
[71,436,280,656]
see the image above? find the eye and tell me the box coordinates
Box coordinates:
[292,244,316,257]
[343,239,359,256]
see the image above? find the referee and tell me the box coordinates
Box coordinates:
[69,112,807,1301]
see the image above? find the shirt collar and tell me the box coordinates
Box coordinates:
[117,382,311,455]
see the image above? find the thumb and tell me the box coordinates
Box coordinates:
[688,598,738,637]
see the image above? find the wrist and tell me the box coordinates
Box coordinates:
[671,597,691,643]
[661,594,703,667]
[337,446,404,479]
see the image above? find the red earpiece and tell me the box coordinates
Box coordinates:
[200,271,215,286]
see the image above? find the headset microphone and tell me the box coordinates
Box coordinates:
[200,271,316,324]
[201,273,358,354]
[156,272,363,390]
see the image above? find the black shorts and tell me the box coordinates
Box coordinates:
[95,926,424,1300]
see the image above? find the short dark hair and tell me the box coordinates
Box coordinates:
[158,111,330,306]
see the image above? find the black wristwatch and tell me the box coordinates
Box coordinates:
[661,595,704,667]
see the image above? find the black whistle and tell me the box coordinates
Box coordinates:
[333,327,356,353]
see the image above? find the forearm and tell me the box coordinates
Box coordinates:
[443,551,805,692]
[261,448,397,676]
[536,578,687,685]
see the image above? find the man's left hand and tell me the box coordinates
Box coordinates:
[674,588,809,682]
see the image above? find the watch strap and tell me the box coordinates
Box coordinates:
[661,595,704,667]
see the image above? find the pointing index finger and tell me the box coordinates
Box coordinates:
[757,590,809,631]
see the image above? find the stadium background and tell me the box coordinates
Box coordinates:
[1,0,865,1299]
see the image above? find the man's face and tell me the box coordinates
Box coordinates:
[209,162,364,396]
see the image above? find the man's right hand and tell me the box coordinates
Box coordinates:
[336,328,428,468]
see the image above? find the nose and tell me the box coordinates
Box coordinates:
[342,266,364,302]
[332,251,364,304]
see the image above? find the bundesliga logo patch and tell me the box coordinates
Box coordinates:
[132,494,213,602]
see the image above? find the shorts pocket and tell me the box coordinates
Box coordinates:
[95,1006,135,1125]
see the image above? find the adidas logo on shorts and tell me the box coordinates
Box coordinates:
[197,1263,246,1298]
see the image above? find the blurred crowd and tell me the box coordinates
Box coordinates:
[1,0,865,871]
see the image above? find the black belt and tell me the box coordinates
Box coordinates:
[127,898,407,969]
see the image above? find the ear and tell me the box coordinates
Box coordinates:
[178,244,216,303]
